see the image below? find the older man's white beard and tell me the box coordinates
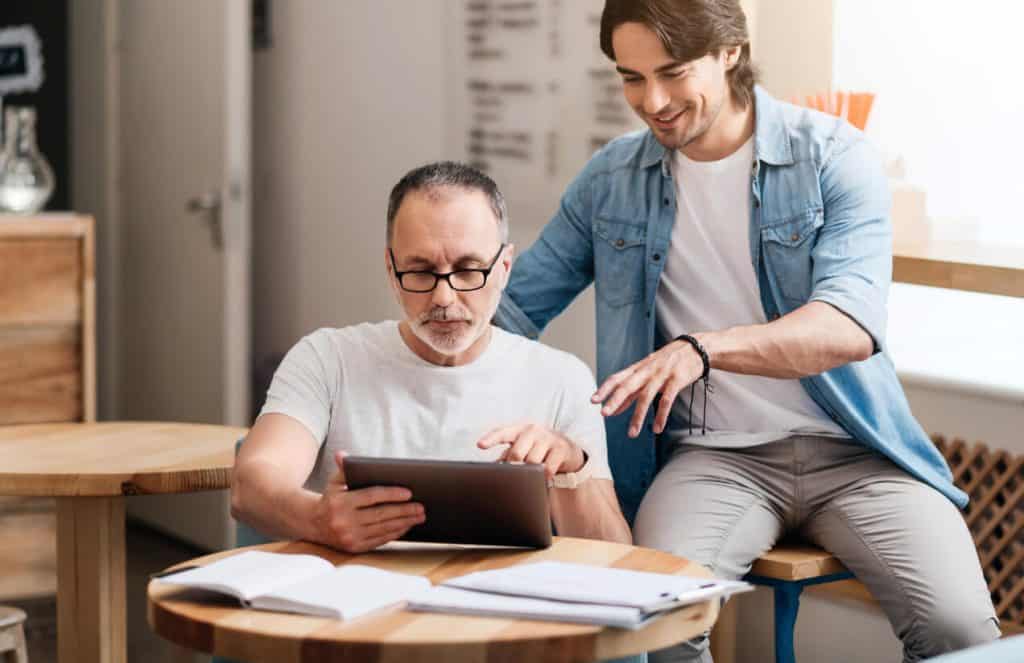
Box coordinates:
[412,306,480,356]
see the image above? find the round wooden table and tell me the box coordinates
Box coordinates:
[0,421,246,663]
[148,537,719,663]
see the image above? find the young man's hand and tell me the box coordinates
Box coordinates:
[477,424,586,481]
[313,452,425,553]
[592,338,705,437]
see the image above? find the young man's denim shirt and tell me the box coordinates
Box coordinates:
[494,86,964,523]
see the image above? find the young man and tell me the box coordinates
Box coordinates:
[494,1,999,660]
[232,162,631,555]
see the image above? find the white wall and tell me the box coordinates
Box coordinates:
[252,0,448,366]
[252,1,599,376]
[833,0,1024,246]
[751,0,833,100]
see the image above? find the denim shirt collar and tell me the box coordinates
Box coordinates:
[637,85,795,173]
[752,85,794,166]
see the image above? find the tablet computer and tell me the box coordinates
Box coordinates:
[343,456,552,548]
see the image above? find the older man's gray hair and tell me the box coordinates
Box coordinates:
[386,161,509,247]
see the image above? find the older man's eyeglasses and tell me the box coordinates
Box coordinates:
[389,244,507,293]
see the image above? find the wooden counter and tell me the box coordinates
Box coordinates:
[893,237,1024,298]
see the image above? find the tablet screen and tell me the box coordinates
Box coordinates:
[343,456,552,548]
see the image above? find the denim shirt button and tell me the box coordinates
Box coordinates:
[652,253,661,261]
[663,197,670,205]
[791,233,800,241]
[615,238,625,248]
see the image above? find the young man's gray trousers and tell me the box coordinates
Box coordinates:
[633,435,1000,663]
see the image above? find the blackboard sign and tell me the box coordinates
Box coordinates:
[0,45,28,77]
[0,25,43,96]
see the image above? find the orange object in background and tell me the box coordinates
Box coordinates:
[791,90,875,131]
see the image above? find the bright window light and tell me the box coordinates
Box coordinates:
[833,0,1024,245]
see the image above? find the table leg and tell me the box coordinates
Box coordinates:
[56,496,126,663]
[709,596,738,663]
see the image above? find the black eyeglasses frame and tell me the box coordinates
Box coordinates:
[389,243,507,293]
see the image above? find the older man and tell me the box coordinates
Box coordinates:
[231,161,631,552]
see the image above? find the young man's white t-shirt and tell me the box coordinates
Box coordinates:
[260,321,613,492]
[655,136,848,446]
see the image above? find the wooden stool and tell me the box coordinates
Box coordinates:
[0,606,28,663]
[743,543,853,663]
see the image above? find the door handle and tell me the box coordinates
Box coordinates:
[186,191,223,250]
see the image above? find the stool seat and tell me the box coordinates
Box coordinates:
[0,607,26,629]
[751,543,848,581]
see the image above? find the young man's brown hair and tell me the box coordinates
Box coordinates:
[599,0,758,109]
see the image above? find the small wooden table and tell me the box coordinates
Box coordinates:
[148,538,720,663]
[0,421,246,663]
[893,237,1024,298]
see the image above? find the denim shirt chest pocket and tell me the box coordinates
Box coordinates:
[593,217,647,308]
[760,207,823,304]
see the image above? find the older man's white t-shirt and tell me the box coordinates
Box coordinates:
[260,321,613,492]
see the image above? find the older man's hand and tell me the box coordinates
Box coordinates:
[477,424,586,481]
[313,452,425,553]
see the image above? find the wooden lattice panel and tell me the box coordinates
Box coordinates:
[934,435,1024,631]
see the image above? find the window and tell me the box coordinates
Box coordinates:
[833,0,1024,245]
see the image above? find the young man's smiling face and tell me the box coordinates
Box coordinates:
[612,21,740,158]
[387,187,512,367]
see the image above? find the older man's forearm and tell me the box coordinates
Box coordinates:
[230,458,322,543]
[549,479,632,544]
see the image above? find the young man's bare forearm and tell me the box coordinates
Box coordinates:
[695,301,873,378]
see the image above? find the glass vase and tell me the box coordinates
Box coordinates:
[0,106,55,214]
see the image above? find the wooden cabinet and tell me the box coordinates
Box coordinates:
[0,214,95,602]
[0,215,95,425]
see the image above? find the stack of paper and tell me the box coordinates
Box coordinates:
[409,561,751,629]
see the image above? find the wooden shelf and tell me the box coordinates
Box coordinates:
[893,238,1024,298]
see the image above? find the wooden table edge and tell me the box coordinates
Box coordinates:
[147,590,718,662]
[0,467,234,497]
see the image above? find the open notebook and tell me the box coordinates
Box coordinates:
[154,551,430,620]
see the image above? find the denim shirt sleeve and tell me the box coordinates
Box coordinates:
[494,163,598,338]
[809,136,892,354]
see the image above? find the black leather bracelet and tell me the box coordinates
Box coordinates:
[673,334,712,435]
[674,334,710,380]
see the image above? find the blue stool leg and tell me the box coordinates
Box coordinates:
[773,583,802,663]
